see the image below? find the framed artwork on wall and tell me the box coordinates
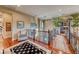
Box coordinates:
[30,23,37,29]
[17,21,24,29]
[6,22,11,31]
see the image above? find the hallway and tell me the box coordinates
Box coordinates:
[0,5,79,54]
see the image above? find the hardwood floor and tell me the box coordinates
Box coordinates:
[64,36,75,53]
[0,36,76,54]
[29,38,74,54]
[3,38,19,49]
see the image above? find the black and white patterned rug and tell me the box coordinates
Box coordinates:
[10,42,46,54]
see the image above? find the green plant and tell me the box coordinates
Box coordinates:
[72,20,79,27]
[70,13,79,27]
[70,13,79,20]
[53,17,61,27]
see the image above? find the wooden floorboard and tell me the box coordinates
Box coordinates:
[0,36,76,54]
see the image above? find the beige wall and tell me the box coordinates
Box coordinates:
[0,11,12,39]
[12,12,33,40]
[0,7,55,40]
[0,7,38,40]
[45,20,54,31]
[3,13,12,38]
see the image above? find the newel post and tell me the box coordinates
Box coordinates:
[33,29,36,42]
[48,30,51,48]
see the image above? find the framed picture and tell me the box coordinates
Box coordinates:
[30,23,37,29]
[17,21,24,29]
[6,22,11,31]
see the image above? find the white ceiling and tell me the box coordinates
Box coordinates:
[3,5,79,19]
